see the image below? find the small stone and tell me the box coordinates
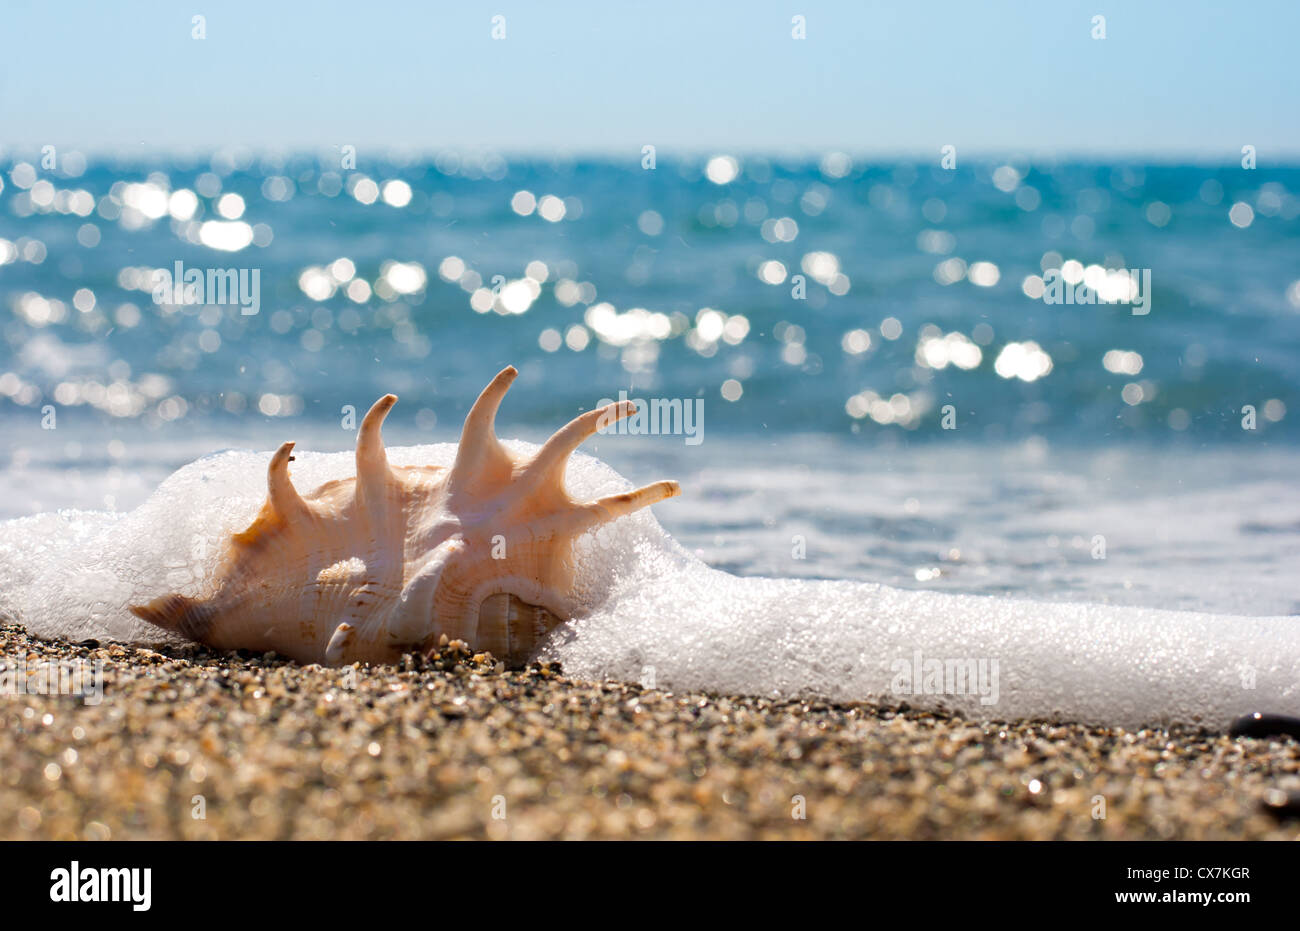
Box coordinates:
[1260,789,1300,820]
[1228,712,1300,741]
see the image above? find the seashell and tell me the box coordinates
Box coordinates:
[128,366,679,667]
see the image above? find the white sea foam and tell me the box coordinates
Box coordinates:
[0,443,1297,730]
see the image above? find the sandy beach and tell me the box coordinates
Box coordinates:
[1,622,1297,841]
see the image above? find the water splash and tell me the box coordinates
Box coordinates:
[1,445,1295,730]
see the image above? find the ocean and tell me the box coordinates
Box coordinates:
[1,151,1297,724]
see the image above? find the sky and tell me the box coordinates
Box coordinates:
[2,0,1298,158]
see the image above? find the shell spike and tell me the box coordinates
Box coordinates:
[448,366,517,497]
[268,441,308,518]
[584,480,681,526]
[521,401,636,490]
[324,622,356,665]
[129,592,214,641]
[356,394,397,499]
[542,479,680,537]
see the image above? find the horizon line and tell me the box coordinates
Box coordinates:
[3,146,1298,168]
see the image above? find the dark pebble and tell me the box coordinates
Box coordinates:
[1228,712,1300,740]
[1260,789,1300,820]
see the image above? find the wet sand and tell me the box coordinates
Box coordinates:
[1,623,1297,840]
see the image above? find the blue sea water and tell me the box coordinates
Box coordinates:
[0,151,1297,618]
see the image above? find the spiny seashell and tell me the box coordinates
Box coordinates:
[129,366,679,667]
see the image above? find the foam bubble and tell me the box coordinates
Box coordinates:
[1,446,1296,730]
